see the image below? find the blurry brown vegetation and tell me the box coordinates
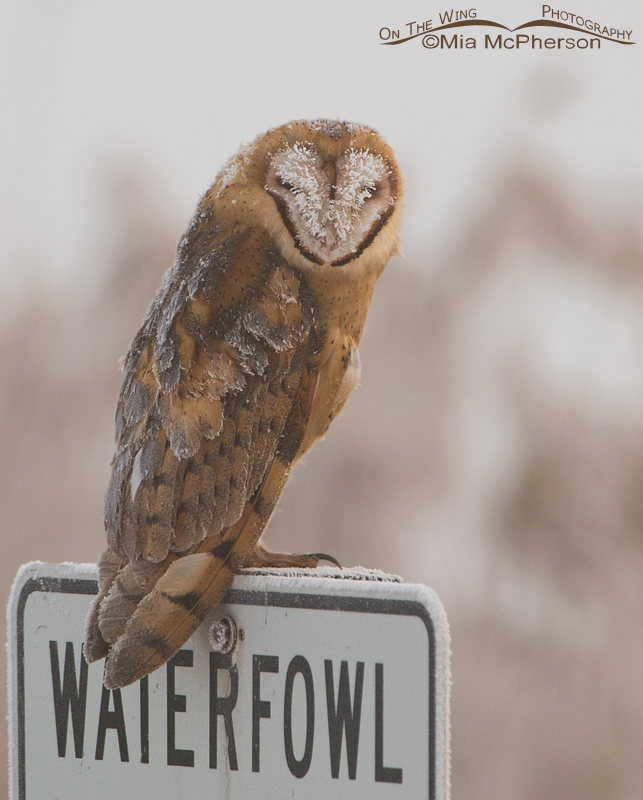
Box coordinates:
[3,166,643,799]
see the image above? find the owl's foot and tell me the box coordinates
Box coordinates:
[244,543,342,569]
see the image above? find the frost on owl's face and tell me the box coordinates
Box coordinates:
[265,142,395,265]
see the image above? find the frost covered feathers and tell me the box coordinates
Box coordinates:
[264,137,395,265]
[86,119,402,690]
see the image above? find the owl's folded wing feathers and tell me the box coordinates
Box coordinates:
[108,224,316,563]
[84,224,318,682]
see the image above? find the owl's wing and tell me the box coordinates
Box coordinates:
[85,223,319,685]
[108,223,317,563]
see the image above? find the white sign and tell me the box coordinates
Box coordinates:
[8,562,450,800]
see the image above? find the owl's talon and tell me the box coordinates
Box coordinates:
[244,544,341,569]
[310,553,342,569]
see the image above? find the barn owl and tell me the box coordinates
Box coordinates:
[84,119,402,689]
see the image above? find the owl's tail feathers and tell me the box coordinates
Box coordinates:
[84,548,126,664]
[97,455,291,690]
[101,549,234,689]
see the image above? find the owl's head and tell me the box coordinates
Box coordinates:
[216,119,401,268]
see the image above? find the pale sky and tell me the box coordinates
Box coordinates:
[1,0,641,300]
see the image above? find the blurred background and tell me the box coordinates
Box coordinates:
[2,1,643,797]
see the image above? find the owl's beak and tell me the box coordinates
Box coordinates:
[322,161,337,190]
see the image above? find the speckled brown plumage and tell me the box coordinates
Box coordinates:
[84,119,402,689]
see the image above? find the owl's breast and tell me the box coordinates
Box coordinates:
[295,331,361,459]
[289,258,380,460]
[334,342,361,409]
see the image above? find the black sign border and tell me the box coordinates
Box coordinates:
[14,574,437,800]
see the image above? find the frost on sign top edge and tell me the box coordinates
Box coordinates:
[238,565,403,582]
[8,561,404,595]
